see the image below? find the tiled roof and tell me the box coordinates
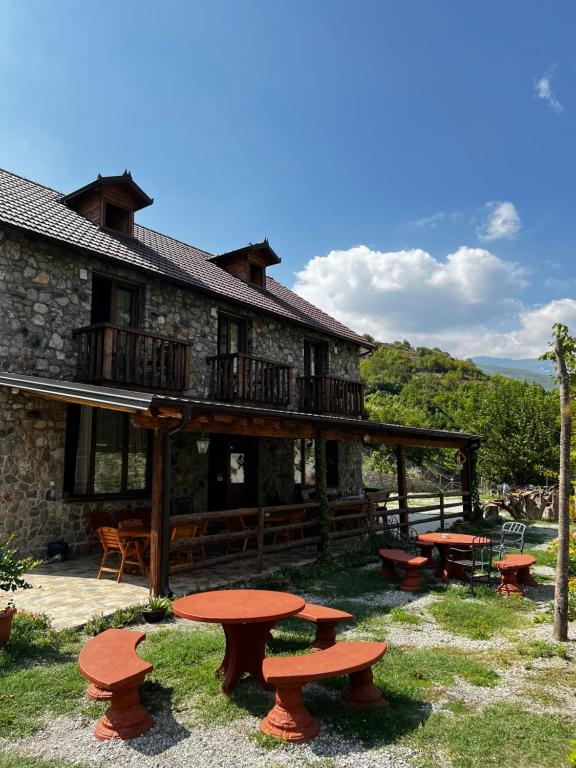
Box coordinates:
[0,169,371,348]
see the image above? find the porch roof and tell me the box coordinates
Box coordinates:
[0,372,481,449]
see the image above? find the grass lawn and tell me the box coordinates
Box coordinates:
[0,529,573,768]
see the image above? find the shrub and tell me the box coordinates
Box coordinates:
[0,538,40,611]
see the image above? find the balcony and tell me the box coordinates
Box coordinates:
[73,323,192,392]
[297,375,364,417]
[207,353,292,407]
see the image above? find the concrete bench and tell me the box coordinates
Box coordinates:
[496,553,537,596]
[294,603,353,650]
[378,548,428,592]
[261,640,387,742]
[78,628,154,740]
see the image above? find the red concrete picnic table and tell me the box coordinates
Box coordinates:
[172,589,305,692]
[417,532,492,582]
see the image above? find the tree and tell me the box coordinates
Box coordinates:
[542,323,576,642]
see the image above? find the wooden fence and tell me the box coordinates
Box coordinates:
[167,491,468,576]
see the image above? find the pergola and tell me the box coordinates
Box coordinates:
[0,373,481,595]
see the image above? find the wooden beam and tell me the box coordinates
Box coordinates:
[460,447,473,521]
[396,445,408,533]
[150,428,166,597]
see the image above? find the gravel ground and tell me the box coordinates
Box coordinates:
[6,713,416,768]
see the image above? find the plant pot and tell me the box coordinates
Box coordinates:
[142,608,166,624]
[0,606,16,646]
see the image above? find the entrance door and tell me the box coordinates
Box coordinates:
[208,436,258,510]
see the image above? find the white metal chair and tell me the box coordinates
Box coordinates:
[498,521,526,559]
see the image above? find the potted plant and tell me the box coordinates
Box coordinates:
[142,596,170,624]
[0,537,40,645]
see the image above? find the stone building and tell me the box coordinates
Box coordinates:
[0,170,370,558]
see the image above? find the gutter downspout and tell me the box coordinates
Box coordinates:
[161,406,192,596]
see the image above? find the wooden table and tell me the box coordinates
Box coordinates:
[173,589,305,692]
[417,532,491,582]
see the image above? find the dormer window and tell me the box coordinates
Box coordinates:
[61,171,153,238]
[104,202,130,235]
[249,262,265,287]
[210,240,280,288]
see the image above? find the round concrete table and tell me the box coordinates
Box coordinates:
[417,532,492,582]
[173,589,305,692]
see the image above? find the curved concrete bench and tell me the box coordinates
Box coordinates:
[496,553,537,596]
[79,628,154,740]
[378,548,428,592]
[294,603,353,650]
[261,640,387,742]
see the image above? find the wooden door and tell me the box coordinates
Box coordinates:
[208,436,258,510]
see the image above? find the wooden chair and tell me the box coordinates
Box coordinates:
[227,515,256,554]
[88,508,111,553]
[169,522,198,566]
[97,527,146,582]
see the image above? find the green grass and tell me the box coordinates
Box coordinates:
[409,701,572,768]
[515,640,570,661]
[428,585,535,640]
[389,607,424,625]
[0,754,89,768]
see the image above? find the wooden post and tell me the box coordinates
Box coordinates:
[150,428,166,597]
[315,429,331,561]
[256,507,265,572]
[460,447,473,521]
[102,326,114,380]
[439,491,445,530]
[396,445,408,534]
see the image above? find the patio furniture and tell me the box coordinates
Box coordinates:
[496,553,537,596]
[173,589,305,692]
[417,532,492,582]
[97,527,147,582]
[498,521,527,559]
[118,518,145,531]
[260,640,387,742]
[294,603,353,650]
[169,522,198,567]
[445,536,493,595]
[226,514,257,554]
[78,628,154,740]
[267,507,308,545]
[88,508,111,553]
[378,548,428,591]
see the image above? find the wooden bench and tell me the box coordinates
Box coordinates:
[78,628,154,740]
[294,603,353,651]
[496,553,537,596]
[378,548,428,592]
[261,640,387,742]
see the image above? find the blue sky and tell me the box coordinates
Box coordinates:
[1,0,575,357]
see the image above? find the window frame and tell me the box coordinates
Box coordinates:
[102,200,131,236]
[91,273,141,328]
[217,312,248,356]
[304,339,329,377]
[248,261,265,287]
[63,405,152,501]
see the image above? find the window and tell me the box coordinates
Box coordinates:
[104,202,130,235]
[304,340,328,377]
[218,313,247,355]
[249,262,265,286]
[64,406,151,497]
[91,275,139,327]
[294,438,339,487]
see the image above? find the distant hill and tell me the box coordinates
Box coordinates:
[472,357,555,390]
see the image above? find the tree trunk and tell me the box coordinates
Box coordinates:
[554,336,571,642]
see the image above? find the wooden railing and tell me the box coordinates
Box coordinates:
[73,323,192,391]
[164,492,468,576]
[297,375,364,417]
[207,353,292,406]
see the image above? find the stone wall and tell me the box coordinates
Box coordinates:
[0,228,361,407]
[257,439,297,506]
[170,432,209,515]
[0,389,150,558]
[338,441,364,496]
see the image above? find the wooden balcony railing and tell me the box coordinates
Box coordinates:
[207,353,292,407]
[297,375,364,417]
[73,323,192,391]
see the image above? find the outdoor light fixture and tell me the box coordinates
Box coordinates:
[196,433,210,454]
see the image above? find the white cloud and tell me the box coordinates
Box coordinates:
[402,211,461,230]
[294,245,576,357]
[534,67,564,114]
[477,201,521,241]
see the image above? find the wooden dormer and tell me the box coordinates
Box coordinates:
[210,240,280,288]
[61,171,153,238]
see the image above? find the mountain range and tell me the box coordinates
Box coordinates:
[472,357,555,390]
